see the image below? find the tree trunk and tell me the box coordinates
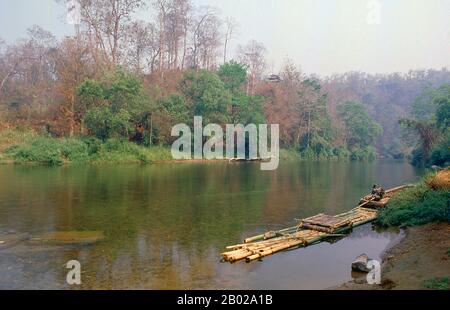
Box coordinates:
[70,93,75,137]
[149,112,153,146]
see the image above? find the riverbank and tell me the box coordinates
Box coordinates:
[0,128,338,165]
[335,222,450,290]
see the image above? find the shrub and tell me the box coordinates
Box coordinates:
[333,145,350,159]
[0,128,37,151]
[78,136,102,155]
[59,138,89,162]
[83,106,132,141]
[423,277,450,290]
[5,137,91,165]
[92,138,151,164]
[429,133,450,167]
[378,181,450,226]
[7,137,64,165]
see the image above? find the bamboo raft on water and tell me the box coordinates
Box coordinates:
[221,184,412,263]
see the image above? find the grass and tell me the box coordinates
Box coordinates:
[0,128,37,152]
[279,148,302,161]
[378,172,450,227]
[423,277,450,290]
[0,129,173,166]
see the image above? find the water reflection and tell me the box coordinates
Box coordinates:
[0,160,422,289]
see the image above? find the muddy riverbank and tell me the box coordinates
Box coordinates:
[335,222,450,290]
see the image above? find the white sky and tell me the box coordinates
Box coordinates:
[1,0,449,76]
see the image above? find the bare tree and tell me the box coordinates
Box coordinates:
[126,21,160,74]
[189,6,222,70]
[237,40,266,95]
[54,36,93,136]
[153,0,169,74]
[223,17,237,64]
[0,26,57,121]
[78,0,146,66]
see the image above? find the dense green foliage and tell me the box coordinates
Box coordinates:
[378,179,449,227]
[2,58,446,164]
[402,84,450,166]
[2,130,171,166]
[79,69,153,143]
[337,101,383,160]
[217,61,247,92]
[423,277,450,290]
[429,132,450,167]
[84,106,132,141]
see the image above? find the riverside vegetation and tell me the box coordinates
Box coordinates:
[0,1,449,166]
[378,170,449,227]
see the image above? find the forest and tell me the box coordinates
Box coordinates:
[0,0,449,165]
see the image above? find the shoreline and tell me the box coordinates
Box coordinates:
[334,222,450,290]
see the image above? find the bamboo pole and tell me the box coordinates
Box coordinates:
[243,225,298,243]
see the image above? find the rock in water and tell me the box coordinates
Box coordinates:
[351,253,372,273]
[28,231,105,245]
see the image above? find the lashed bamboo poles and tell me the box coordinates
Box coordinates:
[222,207,376,263]
[221,186,413,263]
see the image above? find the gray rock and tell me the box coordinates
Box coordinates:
[351,253,372,273]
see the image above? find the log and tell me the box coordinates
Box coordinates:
[243,226,298,243]
[299,223,335,233]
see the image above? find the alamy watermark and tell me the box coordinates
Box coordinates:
[366,259,381,284]
[66,260,81,285]
[171,116,279,170]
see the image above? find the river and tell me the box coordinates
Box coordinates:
[0,160,423,289]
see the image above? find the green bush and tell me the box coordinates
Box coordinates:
[59,138,89,162]
[423,277,449,290]
[279,148,302,161]
[333,145,350,159]
[429,133,450,167]
[378,182,450,226]
[349,146,377,160]
[0,128,37,151]
[83,106,132,141]
[92,138,151,164]
[5,137,90,165]
[6,138,63,165]
[78,136,103,155]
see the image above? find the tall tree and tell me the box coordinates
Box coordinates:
[78,0,146,65]
[237,40,266,95]
[223,17,237,64]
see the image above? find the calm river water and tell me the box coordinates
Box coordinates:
[0,160,423,289]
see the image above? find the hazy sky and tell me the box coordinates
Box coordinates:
[0,0,449,76]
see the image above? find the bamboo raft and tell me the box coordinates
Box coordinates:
[221,184,412,263]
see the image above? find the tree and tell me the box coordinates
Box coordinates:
[78,0,146,65]
[126,21,159,74]
[80,68,154,142]
[400,84,450,165]
[84,105,131,140]
[217,61,264,125]
[223,17,237,64]
[55,36,94,136]
[337,101,383,158]
[237,40,266,95]
[0,25,57,124]
[180,70,231,124]
[217,61,247,92]
[188,7,222,70]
